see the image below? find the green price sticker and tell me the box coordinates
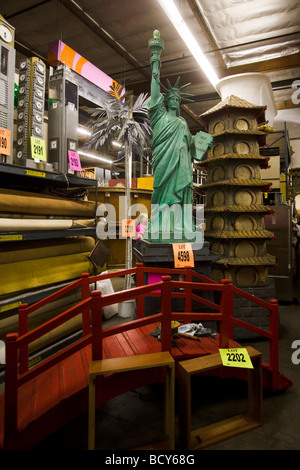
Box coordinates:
[219,348,253,369]
[30,137,46,161]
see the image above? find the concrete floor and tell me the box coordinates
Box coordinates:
[33,271,300,451]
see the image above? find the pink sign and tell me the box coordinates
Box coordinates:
[68,151,82,171]
[48,40,124,100]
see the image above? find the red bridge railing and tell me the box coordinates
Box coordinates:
[3,263,280,448]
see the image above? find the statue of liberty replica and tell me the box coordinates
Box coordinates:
[144,30,213,243]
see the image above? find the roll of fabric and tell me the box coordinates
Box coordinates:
[0,237,95,264]
[0,218,73,231]
[0,251,97,297]
[0,188,96,217]
[0,217,95,232]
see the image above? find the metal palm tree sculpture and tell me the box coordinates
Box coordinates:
[85,91,152,289]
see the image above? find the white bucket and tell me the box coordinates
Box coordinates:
[118,299,136,318]
[216,73,277,126]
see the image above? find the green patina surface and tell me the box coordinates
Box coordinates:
[144,31,213,243]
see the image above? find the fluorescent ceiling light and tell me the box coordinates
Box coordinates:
[112,141,124,148]
[157,0,219,88]
[78,150,112,164]
[77,126,91,137]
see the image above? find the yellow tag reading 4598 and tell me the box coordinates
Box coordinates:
[219,348,253,369]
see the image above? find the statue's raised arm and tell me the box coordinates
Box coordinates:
[148,30,164,105]
[145,30,213,244]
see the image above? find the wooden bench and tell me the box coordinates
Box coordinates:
[88,351,175,450]
[178,346,263,449]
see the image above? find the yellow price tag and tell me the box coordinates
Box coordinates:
[30,137,46,161]
[172,243,194,268]
[219,348,253,369]
[121,219,135,238]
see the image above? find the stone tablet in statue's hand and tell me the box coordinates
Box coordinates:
[191,131,214,161]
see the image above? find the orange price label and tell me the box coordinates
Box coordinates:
[121,219,135,238]
[172,243,194,268]
[0,128,11,156]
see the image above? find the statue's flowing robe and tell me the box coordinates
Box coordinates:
[146,94,196,241]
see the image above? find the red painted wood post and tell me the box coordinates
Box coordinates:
[269,298,279,391]
[219,279,234,348]
[184,266,192,313]
[160,276,172,351]
[136,262,144,319]
[90,290,103,361]
[4,333,19,449]
[81,272,91,336]
[18,303,29,374]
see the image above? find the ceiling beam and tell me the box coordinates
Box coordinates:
[221,53,300,78]
[128,52,300,97]
[180,104,205,125]
[14,40,47,63]
[57,0,151,81]
[186,0,227,70]
[56,1,206,127]
[4,0,51,20]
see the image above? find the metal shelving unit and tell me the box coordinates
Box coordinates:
[0,162,98,309]
[0,227,96,243]
[0,162,97,189]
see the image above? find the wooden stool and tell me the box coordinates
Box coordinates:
[88,351,175,450]
[178,346,263,449]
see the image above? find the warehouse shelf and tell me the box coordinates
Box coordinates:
[0,162,99,312]
[260,124,292,173]
[0,161,97,188]
[0,226,96,243]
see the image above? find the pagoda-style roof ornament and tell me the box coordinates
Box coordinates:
[199,94,267,127]
[201,94,266,117]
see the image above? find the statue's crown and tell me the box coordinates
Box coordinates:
[162,77,194,104]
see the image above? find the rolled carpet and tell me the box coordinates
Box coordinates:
[0,188,96,217]
[0,251,100,298]
[0,236,95,264]
[0,217,95,232]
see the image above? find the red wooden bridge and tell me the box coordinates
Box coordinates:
[0,263,292,449]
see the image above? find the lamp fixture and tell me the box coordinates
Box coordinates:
[157,0,219,88]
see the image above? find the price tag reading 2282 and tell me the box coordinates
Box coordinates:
[172,243,194,268]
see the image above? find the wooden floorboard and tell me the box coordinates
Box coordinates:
[0,323,267,449]
[114,332,137,358]
[103,333,129,359]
